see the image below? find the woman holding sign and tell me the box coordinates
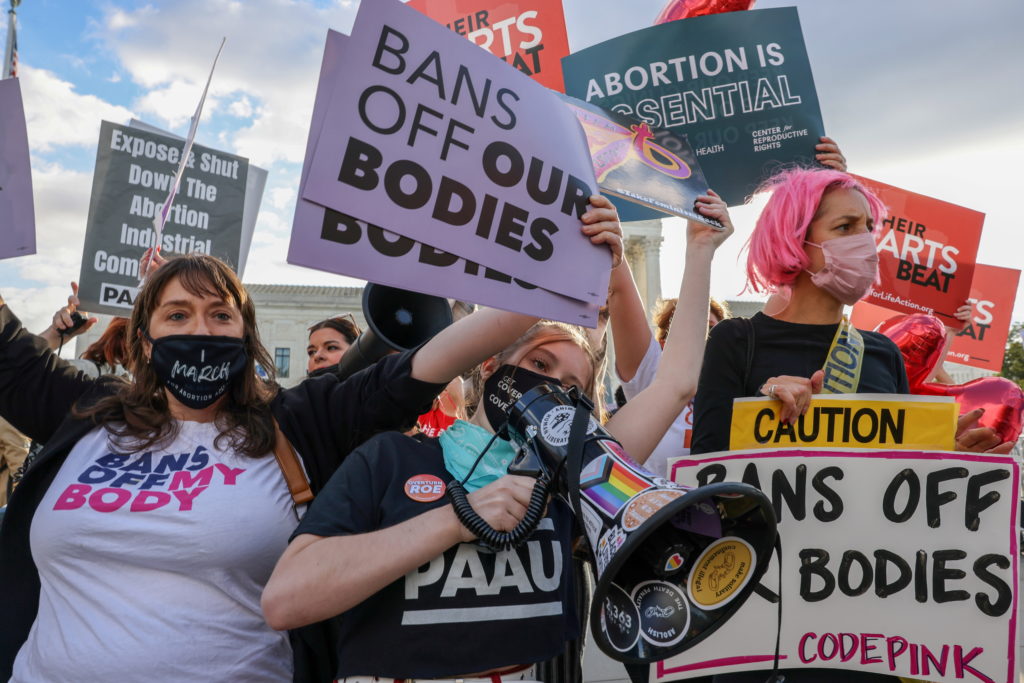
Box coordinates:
[692,167,1011,458]
[0,192,623,683]
[260,194,734,681]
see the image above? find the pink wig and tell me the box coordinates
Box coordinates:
[745,167,888,294]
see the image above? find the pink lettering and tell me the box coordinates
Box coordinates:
[839,632,858,662]
[817,633,838,661]
[214,463,245,485]
[53,484,91,510]
[90,487,132,512]
[886,636,908,672]
[953,646,992,683]
[130,490,172,512]
[860,633,883,665]
[798,632,817,663]
[172,486,208,511]
[169,466,213,490]
[921,644,949,677]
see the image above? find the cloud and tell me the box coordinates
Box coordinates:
[18,65,135,153]
[96,0,359,167]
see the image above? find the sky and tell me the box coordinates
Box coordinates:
[1,0,1022,342]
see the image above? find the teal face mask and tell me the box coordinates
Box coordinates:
[440,419,518,493]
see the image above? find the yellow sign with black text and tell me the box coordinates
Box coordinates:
[729,394,957,451]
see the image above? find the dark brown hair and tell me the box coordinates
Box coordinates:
[308,315,361,344]
[81,317,129,369]
[76,254,277,458]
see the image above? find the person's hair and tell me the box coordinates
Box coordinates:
[745,167,888,293]
[465,321,602,420]
[308,315,361,344]
[652,297,731,343]
[80,317,129,369]
[76,254,277,458]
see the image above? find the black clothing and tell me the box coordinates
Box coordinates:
[0,302,445,680]
[294,431,578,679]
[692,313,909,455]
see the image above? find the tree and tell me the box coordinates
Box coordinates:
[1000,321,1024,388]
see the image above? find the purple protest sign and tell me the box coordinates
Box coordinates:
[0,77,35,260]
[301,0,609,305]
[289,30,598,326]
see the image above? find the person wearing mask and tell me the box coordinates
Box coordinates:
[260,192,733,682]
[0,199,617,682]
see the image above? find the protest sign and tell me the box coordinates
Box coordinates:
[0,77,35,260]
[78,121,249,315]
[289,31,598,326]
[853,265,1021,373]
[128,119,267,277]
[659,449,1019,683]
[561,7,825,211]
[730,394,958,452]
[407,0,570,92]
[302,0,609,305]
[853,174,983,327]
[558,94,722,225]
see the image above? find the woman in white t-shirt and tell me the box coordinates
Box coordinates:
[0,233,616,681]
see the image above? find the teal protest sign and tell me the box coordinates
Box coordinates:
[562,7,825,210]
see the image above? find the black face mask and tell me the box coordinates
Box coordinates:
[145,333,248,409]
[483,364,560,432]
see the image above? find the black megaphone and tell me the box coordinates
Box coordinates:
[331,283,454,382]
[449,384,777,664]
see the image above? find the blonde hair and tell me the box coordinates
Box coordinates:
[466,321,603,421]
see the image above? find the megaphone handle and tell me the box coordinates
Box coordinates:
[447,473,552,552]
[563,398,595,523]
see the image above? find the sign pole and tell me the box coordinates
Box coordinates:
[2,2,18,80]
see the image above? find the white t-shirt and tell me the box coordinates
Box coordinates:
[618,336,693,479]
[13,420,297,682]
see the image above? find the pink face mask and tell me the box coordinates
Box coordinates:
[804,232,879,305]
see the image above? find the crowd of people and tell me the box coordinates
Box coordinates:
[0,143,1014,683]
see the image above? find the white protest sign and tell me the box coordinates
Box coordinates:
[659,449,1019,683]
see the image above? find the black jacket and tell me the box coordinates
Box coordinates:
[0,302,445,681]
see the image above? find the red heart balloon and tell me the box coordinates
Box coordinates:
[654,0,756,23]
[917,376,1024,445]
[875,314,947,392]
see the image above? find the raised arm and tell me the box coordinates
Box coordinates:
[606,253,653,383]
[37,282,98,351]
[410,194,624,385]
[605,192,733,462]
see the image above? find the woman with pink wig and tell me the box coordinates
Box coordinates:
[690,166,909,463]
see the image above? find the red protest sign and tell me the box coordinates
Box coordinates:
[852,264,1020,373]
[852,174,984,327]
[406,0,570,91]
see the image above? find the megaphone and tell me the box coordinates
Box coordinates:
[448,384,777,664]
[330,283,454,382]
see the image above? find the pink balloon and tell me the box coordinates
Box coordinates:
[655,0,756,23]
[877,313,1024,444]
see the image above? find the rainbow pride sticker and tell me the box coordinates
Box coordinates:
[580,454,653,517]
[664,552,684,573]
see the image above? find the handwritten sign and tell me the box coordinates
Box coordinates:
[660,449,1019,683]
[301,0,608,305]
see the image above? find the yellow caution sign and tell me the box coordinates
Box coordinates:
[729,394,957,452]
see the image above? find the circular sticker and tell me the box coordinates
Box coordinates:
[622,489,684,531]
[404,474,446,502]
[600,583,641,653]
[539,405,597,446]
[631,580,690,648]
[687,537,756,610]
